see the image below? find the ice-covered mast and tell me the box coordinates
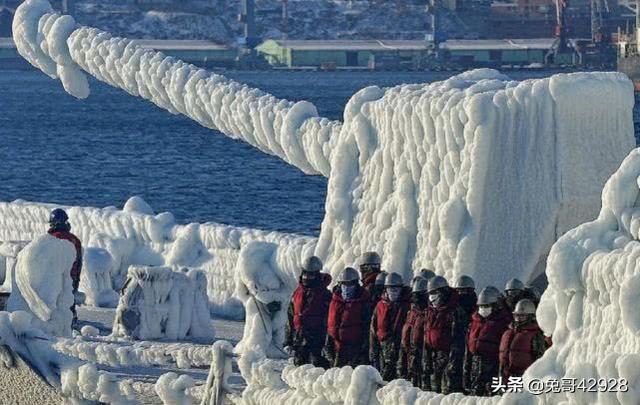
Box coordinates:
[12,0,339,177]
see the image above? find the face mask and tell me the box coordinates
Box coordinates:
[387,287,401,301]
[341,284,358,300]
[478,306,492,318]
[429,292,443,307]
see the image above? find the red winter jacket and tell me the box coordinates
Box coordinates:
[373,287,411,342]
[290,273,332,336]
[467,307,511,359]
[499,321,544,377]
[424,289,461,352]
[402,306,427,349]
[362,271,381,303]
[48,228,83,288]
[328,286,371,351]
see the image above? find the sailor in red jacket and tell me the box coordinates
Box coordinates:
[325,267,372,367]
[284,256,332,368]
[397,276,428,387]
[359,251,383,302]
[369,272,410,381]
[499,299,547,380]
[370,271,388,308]
[464,286,512,396]
[422,275,468,394]
[48,208,83,322]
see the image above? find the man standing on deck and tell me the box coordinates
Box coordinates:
[359,251,382,300]
[369,272,410,380]
[284,256,332,367]
[47,208,83,324]
[423,276,468,394]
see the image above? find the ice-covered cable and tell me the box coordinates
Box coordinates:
[12,0,338,176]
[12,0,89,98]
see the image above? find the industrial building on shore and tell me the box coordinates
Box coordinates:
[257,38,557,69]
[0,36,559,70]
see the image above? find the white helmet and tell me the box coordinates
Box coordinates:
[505,278,524,291]
[338,267,359,283]
[513,299,536,315]
[302,256,323,273]
[374,271,388,286]
[427,275,448,293]
[360,251,381,266]
[454,275,475,289]
[385,272,404,287]
[419,268,436,280]
[477,287,500,305]
[412,276,428,293]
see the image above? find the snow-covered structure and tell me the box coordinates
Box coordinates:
[234,242,295,357]
[112,265,214,341]
[528,148,640,402]
[6,234,76,337]
[0,310,136,403]
[80,247,119,307]
[0,197,316,319]
[318,71,634,287]
[10,0,635,293]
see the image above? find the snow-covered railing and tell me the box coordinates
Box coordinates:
[201,340,236,405]
[0,240,29,293]
[0,198,317,319]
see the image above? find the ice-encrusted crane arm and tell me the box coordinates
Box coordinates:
[12,0,340,177]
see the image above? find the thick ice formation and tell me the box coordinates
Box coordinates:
[11,0,635,291]
[0,310,135,403]
[155,372,196,405]
[239,350,385,405]
[234,242,294,357]
[238,148,640,405]
[54,337,212,369]
[7,234,76,337]
[527,148,640,403]
[80,247,119,307]
[317,71,635,287]
[12,0,88,98]
[112,265,214,341]
[0,198,316,318]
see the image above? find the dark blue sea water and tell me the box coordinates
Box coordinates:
[0,69,631,235]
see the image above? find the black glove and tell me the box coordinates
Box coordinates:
[267,301,281,314]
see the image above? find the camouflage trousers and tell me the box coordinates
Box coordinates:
[293,345,329,369]
[374,340,401,381]
[428,349,463,394]
[333,344,367,368]
[467,354,500,396]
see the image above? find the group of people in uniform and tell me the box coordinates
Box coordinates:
[284,252,550,396]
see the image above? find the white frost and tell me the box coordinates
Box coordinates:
[7,234,76,337]
[112,265,214,341]
[80,247,119,308]
[234,242,292,358]
[155,372,195,405]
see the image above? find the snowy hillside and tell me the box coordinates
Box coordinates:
[69,0,439,42]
